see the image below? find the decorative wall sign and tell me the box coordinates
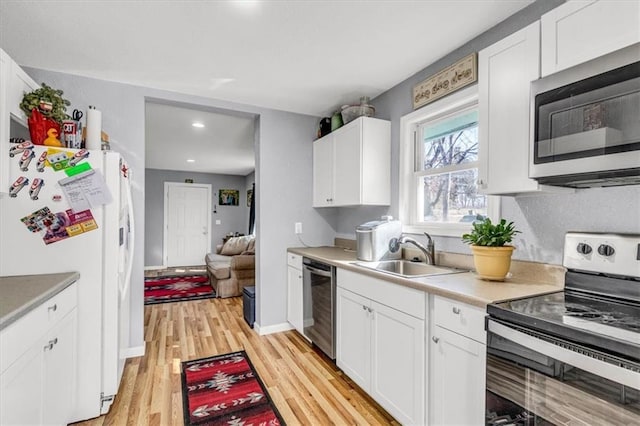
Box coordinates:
[219,189,239,206]
[413,53,477,110]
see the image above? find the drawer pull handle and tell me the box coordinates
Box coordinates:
[452,307,461,315]
[432,336,440,344]
[48,304,57,312]
[43,338,58,351]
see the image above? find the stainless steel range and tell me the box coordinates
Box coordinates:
[485,232,640,425]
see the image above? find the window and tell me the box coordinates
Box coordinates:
[399,86,498,236]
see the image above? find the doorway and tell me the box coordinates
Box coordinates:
[163,182,212,267]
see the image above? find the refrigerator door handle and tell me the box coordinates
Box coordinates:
[121,175,135,302]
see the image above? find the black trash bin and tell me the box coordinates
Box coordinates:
[243,286,256,328]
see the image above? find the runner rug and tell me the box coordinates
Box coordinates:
[144,275,215,305]
[181,351,285,425]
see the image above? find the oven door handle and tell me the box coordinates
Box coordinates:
[304,265,332,278]
[488,319,640,391]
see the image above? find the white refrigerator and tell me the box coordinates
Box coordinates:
[0,144,134,421]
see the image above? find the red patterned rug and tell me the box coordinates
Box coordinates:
[144,275,215,305]
[181,351,284,425]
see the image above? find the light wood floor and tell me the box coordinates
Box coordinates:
[72,296,399,425]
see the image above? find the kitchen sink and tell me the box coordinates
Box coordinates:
[353,260,467,278]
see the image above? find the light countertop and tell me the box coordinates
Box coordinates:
[0,272,79,331]
[288,246,563,308]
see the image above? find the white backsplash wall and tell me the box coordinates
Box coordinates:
[502,186,640,265]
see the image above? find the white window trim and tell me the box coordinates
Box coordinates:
[399,85,500,237]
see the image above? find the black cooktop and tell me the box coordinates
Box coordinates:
[488,290,640,362]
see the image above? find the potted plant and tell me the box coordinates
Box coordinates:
[462,218,520,281]
[20,83,70,145]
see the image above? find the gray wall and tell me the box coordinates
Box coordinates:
[25,67,337,349]
[335,0,640,265]
[144,169,251,266]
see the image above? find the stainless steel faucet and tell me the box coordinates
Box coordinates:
[389,232,435,265]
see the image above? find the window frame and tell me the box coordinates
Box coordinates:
[399,85,499,237]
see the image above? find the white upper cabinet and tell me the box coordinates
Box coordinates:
[8,59,38,125]
[478,22,544,195]
[1,48,39,194]
[312,117,390,207]
[312,136,334,207]
[541,0,640,77]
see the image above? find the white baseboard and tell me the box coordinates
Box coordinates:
[122,345,145,359]
[254,321,294,336]
[144,265,165,271]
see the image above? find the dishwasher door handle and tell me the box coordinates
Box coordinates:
[304,265,332,277]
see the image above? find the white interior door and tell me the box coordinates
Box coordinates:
[164,183,211,267]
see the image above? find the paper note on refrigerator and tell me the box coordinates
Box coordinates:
[58,169,113,212]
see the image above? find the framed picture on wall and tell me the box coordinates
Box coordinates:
[247,189,253,207]
[219,189,239,206]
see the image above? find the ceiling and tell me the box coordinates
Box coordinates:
[145,103,255,175]
[0,0,534,175]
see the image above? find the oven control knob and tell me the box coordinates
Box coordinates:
[576,243,592,255]
[597,244,615,257]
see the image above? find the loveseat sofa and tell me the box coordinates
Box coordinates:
[205,235,255,298]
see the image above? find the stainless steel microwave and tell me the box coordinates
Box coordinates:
[530,43,640,188]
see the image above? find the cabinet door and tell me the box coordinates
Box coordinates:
[371,301,425,425]
[336,287,371,391]
[0,344,44,425]
[478,21,540,195]
[431,326,486,426]
[8,59,39,124]
[287,265,304,334]
[42,310,77,425]
[541,0,640,77]
[333,121,361,206]
[312,136,334,207]
[0,50,9,193]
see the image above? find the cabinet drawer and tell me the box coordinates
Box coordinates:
[338,269,425,319]
[287,252,302,269]
[0,282,78,374]
[433,295,486,343]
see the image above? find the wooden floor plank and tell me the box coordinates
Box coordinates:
[71,296,400,425]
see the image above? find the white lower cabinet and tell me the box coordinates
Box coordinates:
[0,343,43,425]
[286,253,304,334]
[336,269,425,425]
[42,310,77,424]
[370,300,425,425]
[431,326,486,426]
[336,288,371,390]
[430,296,486,426]
[0,283,78,426]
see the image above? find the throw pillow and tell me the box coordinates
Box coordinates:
[246,238,255,252]
[220,236,250,255]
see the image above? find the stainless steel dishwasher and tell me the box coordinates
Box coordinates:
[302,257,336,359]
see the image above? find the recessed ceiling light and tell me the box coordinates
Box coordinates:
[192,122,205,128]
[187,159,195,163]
